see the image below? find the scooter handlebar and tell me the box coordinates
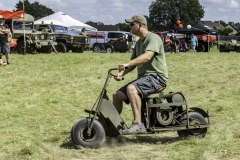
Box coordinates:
[109,66,129,71]
[110,73,124,80]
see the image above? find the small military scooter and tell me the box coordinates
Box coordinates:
[71,68,210,148]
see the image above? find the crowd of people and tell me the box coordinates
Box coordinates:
[163,33,198,54]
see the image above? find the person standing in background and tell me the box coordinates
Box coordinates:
[164,35,171,53]
[170,34,176,53]
[191,33,198,53]
[127,33,134,53]
[0,15,10,65]
[79,27,86,36]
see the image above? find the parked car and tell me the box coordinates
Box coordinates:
[34,24,88,53]
[219,40,240,52]
[86,31,130,52]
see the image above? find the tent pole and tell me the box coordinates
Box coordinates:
[22,0,26,55]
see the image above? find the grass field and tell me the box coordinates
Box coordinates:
[0,47,240,160]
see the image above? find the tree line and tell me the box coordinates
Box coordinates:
[14,0,240,36]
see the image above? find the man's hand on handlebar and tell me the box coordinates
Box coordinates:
[114,72,123,81]
[114,64,129,81]
[118,64,129,72]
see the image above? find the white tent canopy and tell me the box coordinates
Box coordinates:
[34,11,97,31]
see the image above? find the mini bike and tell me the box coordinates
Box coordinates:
[71,68,210,148]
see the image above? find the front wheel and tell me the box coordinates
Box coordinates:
[17,41,34,54]
[219,46,225,52]
[56,42,67,53]
[71,118,106,148]
[177,112,207,138]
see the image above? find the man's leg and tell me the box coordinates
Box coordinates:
[126,84,142,123]
[5,52,10,64]
[3,43,10,64]
[113,91,127,114]
[192,45,196,53]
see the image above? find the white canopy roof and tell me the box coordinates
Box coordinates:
[34,11,97,31]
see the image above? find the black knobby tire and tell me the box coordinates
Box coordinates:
[79,47,84,53]
[177,112,207,138]
[56,42,67,53]
[106,46,113,53]
[71,117,106,148]
[93,43,101,52]
[219,46,225,52]
[236,47,240,52]
[17,41,33,54]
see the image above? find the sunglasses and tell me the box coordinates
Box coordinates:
[130,22,136,26]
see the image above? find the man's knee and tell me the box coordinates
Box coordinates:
[126,84,138,95]
[113,91,126,102]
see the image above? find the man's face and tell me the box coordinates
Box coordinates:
[0,18,5,24]
[129,21,140,35]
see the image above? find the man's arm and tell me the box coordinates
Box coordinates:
[0,28,10,34]
[127,50,155,67]
[115,51,155,81]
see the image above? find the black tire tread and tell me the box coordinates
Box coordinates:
[177,112,207,138]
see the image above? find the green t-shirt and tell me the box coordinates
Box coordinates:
[131,32,168,82]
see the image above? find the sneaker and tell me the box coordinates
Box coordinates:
[122,120,146,134]
[0,62,7,66]
[7,62,10,65]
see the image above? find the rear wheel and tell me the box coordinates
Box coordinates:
[106,46,113,53]
[71,118,105,148]
[93,44,101,52]
[177,112,207,138]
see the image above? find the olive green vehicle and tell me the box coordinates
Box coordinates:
[34,24,88,53]
[71,68,210,148]
[5,14,57,54]
[219,40,240,52]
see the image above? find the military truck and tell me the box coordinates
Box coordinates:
[219,40,240,52]
[34,24,88,53]
[5,14,57,54]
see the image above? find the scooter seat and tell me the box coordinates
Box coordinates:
[155,87,165,93]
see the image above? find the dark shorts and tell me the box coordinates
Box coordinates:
[118,74,167,104]
[0,43,10,53]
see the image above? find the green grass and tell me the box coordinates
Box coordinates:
[1,47,240,160]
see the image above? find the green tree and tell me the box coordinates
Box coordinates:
[214,20,228,27]
[148,0,204,32]
[217,28,233,36]
[117,23,130,32]
[85,21,104,26]
[14,0,54,20]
